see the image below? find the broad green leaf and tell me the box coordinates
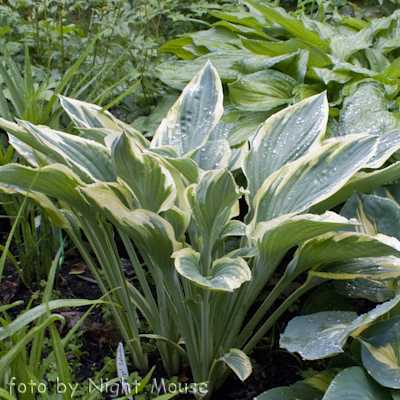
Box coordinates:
[280,292,400,359]
[189,26,242,51]
[79,186,181,271]
[216,348,252,381]
[208,10,267,28]
[253,135,378,225]
[365,48,390,73]
[310,68,355,85]
[185,169,245,251]
[339,82,399,135]
[228,70,296,111]
[322,367,392,400]
[252,211,357,258]
[173,248,250,292]
[159,36,195,59]
[0,118,116,183]
[329,28,374,61]
[152,61,223,156]
[340,192,400,239]
[360,321,400,388]
[160,205,190,241]
[242,38,331,68]
[156,51,253,89]
[187,139,231,170]
[109,131,176,213]
[213,20,271,40]
[246,1,329,50]
[243,92,328,206]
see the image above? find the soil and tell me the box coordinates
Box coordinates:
[0,237,331,400]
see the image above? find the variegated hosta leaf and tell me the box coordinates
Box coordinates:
[160,205,190,241]
[0,163,89,213]
[173,248,251,292]
[0,185,69,229]
[185,169,246,252]
[59,95,118,130]
[288,231,400,278]
[321,367,392,400]
[187,139,231,171]
[311,162,400,214]
[340,192,400,240]
[0,118,116,183]
[151,60,224,156]
[360,319,400,388]
[216,349,252,381]
[316,257,400,302]
[221,220,247,237]
[243,92,328,207]
[280,291,400,359]
[59,95,150,148]
[109,131,176,213]
[364,130,400,169]
[255,370,337,400]
[79,186,181,271]
[146,145,199,184]
[252,134,378,225]
[251,211,357,258]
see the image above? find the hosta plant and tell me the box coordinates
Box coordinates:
[2,62,400,397]
[257,188,400,399]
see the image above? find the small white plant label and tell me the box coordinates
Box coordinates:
[116,342,133,400]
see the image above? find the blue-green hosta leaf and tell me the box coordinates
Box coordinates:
[246,1,329,50]
[0,163,88,213]
[79,186,181,271]
[280,292,400,359]
[152,61,223,156]
[340,192,400,239]
[109,131,176,213]
[240,52,301,75]
[360,321,400,388]
[339,82,399,136]
[59,95,150,148]
[243,92,328,206]
[185,169,246,251]
[173,248,251,292]
[321,367,392,400]
[187,139,231,170]
[329,28,374,61]
[217,349,252,381]
[0,118,116,184]
[242,38,331,69]
[228,70,297,111]
[365,48,390,73]
[252,135,378,225]
[252,211,357,258]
